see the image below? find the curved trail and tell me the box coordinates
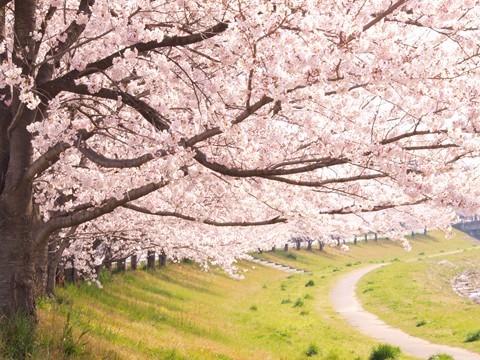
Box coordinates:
[330,263,480,360]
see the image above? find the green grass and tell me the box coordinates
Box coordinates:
[24,230,476,359]
[358,237,480,354]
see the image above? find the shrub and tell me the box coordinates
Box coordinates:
[368,343,401,360]
[281,298,291,304]
[286,253,297,260]
[428,354,454,360]
[346,263,353,267]
[293,298,304,308]
[0,311,36,360]
[305,280,315,287]
[300,311,309,316]
[465,329,480,342]
[305,343,319,357]
[304,294,313,300]
[249,305,258,311]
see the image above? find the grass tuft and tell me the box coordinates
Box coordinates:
[416,319,427,327]
[428,354,454,360]
[368,343,401,360]
[305,343,319,357]
[0,311,36,360]
[465,329,480,343]
[305,280,315,287]
[293,298,304,308]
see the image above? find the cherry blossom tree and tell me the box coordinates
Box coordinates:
[1,0,480,318]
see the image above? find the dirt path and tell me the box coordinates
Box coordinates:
[330,263,480,360]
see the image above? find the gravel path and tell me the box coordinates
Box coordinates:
[330,264,480,360]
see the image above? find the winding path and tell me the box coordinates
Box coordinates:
[330,264,480,360]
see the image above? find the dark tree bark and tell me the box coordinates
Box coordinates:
[117,259,126,272]
[307,240,313,251]
[147,251,156,270]
[318,241,325,251]
[284,243,288,251]
[131,255,137,270]
[159,250,167,267]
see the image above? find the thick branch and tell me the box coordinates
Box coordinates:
[185,95,272,147]
[320,198,427,215]
[122,203,287,226]
[24,130,93,182]
[42,22,229,98]
[37,0,94,84]
[79,146,154,168]
[65,85,170,131]
[363,0,409,32]
[263,173,386,187]
[35,180,168,248]
[193,149,347,177]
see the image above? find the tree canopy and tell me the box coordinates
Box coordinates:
[1,0,480,314]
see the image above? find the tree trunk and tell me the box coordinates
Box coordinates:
[0,210,37,317]
[131,255,137,270]
[295,241,301,250]
[319,242,325,251]
[159,250,167,267]
[117,259,126,272]
[307,241,312,251]
[147,251,156,270]
[284,243,288,251]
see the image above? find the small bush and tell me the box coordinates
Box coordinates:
[0,311,36,360]
[305,280,315,287]
[332,267,340,272]
[465,329,480,342]
[281,298,291,304]
[293,298,304,308]
[346,263,353,267]
[416,319,427,327]
[428,354,454,360]
[305,343,319,357]
[300,311,309,316]
[368,343,401,360]
[280,283,287,291]
[249,305,258,311]
[419,251,425,256]
[304,294,313,300]
[286,253,297,260]
[262,284,267,289]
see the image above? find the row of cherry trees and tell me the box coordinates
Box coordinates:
[1,0,480,318]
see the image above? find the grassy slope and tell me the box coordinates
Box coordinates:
[358,233,480,353]
[34,230,475,360]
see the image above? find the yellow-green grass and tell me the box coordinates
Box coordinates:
[358,242,480,354]
[32,231,475,359]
